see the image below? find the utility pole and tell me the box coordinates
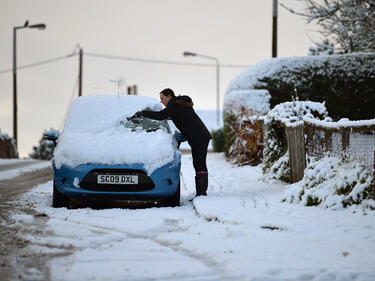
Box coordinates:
[78,48,83,96]
[12,21,46,152]
[13,27,18,150]
[272,0,278,58]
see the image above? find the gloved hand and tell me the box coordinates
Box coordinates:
[127,111,143,121]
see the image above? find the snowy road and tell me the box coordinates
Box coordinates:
[9,154,375,281]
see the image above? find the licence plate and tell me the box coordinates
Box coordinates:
[97,174,138,185]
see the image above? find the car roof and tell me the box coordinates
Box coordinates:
[63,94,162,133]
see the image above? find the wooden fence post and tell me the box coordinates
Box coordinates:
[341,129,350,161]
[324,130,332,153]
[286,124,306,183]
[305,125,314,155]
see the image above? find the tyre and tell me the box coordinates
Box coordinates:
[164,179,180,207]
[52,181,68,208]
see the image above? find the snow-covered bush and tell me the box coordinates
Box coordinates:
[282,156,375,209]
[211,128,224,153]
[263,152,290,183]
[226,53,375,120]
[223,90,270,165]
[0,131,18,158]
[29,130,56,160]
[263,101,328,182]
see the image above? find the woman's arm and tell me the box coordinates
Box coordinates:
[141,108,170,121]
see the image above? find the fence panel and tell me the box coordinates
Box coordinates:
[303,119,375,175]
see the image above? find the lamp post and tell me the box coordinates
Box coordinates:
[183,51,220,127]
[272,0,278,57]
[13,20,46,151]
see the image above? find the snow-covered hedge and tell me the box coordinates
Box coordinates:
[223,90,271,117]
[263,101,328,182]
[223,90,270,165]
[0,132,18,158]
[226,53,375,120]
[282,157,375,209]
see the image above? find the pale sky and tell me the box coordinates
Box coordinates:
[0,0,317,157]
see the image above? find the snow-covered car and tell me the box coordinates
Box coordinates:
[45,94,182,208]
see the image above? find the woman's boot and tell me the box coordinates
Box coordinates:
[195,172,208,196]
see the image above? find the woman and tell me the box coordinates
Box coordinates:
[130,88,212,197]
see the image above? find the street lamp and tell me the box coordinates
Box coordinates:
[13,20,46,152]
[183,51,220,126]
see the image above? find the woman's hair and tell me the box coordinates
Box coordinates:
[160,88,175,97]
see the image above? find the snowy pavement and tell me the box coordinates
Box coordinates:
[11,153,375,281]
[0,159,51,181]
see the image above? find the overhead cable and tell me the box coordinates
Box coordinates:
[85,52,251,68]
[59,75,79,131]
[0,52,78,74]
[0,50,251,75]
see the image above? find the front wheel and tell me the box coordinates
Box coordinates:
[164,179,180,207]
[52,181,68,208]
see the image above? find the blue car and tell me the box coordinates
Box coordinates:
[44,95,185,208]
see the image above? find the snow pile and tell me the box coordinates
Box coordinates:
[53,95,175,174]
[283,157,375,209]
[223,89,271,116]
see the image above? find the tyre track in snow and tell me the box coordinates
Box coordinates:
[49,214,251,281]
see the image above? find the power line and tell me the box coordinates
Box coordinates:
[85,52,251,68]
[59,75,79,131]
[0,52,78,74]
[0,50,251,75]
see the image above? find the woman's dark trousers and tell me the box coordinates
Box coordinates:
[191,140,209,196]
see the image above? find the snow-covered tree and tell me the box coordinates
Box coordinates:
[308,38,341,55]
[282,0,375,53]
[29,130,56,160]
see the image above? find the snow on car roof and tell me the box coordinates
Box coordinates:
[53,94,175,174]
[63,94,163,133]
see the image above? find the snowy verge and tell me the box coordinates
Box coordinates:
[0,161,51,182]
[0,158,35,165]
[283,157,375,210]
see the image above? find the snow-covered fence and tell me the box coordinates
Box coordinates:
[303,118,375,174]
[281,117,375,184]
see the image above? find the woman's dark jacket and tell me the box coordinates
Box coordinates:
[141,96,212,146]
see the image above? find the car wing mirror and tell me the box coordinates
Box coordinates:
[43,130,60,144]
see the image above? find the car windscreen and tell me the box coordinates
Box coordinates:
[120,117,170,133]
